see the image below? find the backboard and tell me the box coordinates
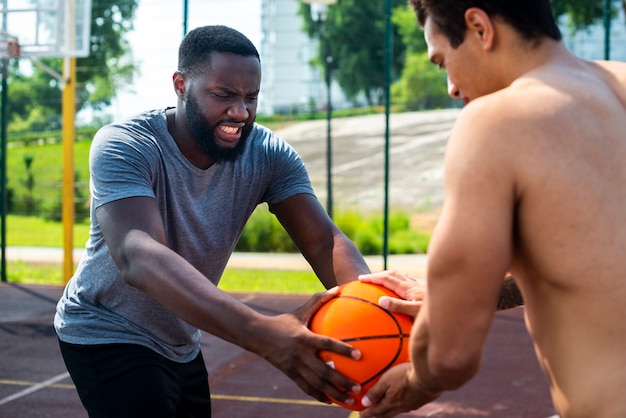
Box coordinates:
[0,0,91,58]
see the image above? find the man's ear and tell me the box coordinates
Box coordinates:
[172,71,186,100]
[465,7,495,50]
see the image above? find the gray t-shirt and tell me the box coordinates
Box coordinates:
[54,108,314,362]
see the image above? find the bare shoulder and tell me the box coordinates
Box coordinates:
[443,94,523,193]
[592,60,626,107]
[444,77,576,197]
[447,58,625,170]
[450,86,548,151]
[594,60,626,82]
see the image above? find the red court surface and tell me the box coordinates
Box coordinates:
[0,282,557,417]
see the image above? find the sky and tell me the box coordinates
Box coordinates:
[110,0,262,120]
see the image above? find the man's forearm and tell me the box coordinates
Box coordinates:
[497,276,524,310]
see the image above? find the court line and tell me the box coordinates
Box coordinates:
[0,372,70,406]
[0,379,74,390]
[1,376,363,416]
[210,393,331,406]
[213,394,365,417]
[0,378,336,408]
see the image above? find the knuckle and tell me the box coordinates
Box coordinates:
[319,363,334,381]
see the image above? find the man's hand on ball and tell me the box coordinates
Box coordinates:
[360,363,441,418]
[251,288,361,406]
[358,271,425,317]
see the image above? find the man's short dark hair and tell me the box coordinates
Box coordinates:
[178,25,260,76]
[409,0,562,48]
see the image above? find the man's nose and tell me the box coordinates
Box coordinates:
[447,77,460,99]
[228,99,250,120]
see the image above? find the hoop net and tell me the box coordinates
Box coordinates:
[0,0,91,59]
[0,32,20,59]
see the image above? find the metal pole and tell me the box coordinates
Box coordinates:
[183,0,189,36]
[304,1,336,218]
[0,57,7,282]
[604,0,612,60]
[1,0,8,282]
[382,0,392,269]
[62,57,76,283]
[61,0,77,283]
[325,48,333,219]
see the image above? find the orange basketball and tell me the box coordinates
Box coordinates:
[309,280,414,411]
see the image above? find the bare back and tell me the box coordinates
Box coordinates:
[400,9,626,418]
[506,59,626,417]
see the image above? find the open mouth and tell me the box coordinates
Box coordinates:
[216,124,242,143]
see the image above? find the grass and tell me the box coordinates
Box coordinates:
[5,209,436,291]
[8,262,324,295]
[219,269,324,294]
[7,262,70,285]
[5,111,436,291]
[4,213,337,293]
[8,140,91,213]
[7,215,90,247]
[5,214,326,293]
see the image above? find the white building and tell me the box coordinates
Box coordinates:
[258,0,346,116]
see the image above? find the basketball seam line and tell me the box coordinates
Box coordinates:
[336,295,411,388]
[342,334,411,343]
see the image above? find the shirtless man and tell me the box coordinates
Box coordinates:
[358,1,626,417]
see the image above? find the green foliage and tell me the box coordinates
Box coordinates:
[7,0,139,133]
[6,127,431,255]
[389,1,624,111]
[7,140,91,218]
[7,105,57,133]
[236,207,431,256]
[392,5,426,54]
[7,126,99,146]
[552,0,610,32]
[8,207,431,256]
[235,206,298,253]
[389,229,430,254]
[336,211,430,255]
[391,52,451,111]
[390,6,452,110]
[298,0,407,106]
[9,261,324,293]
[18,154,37,215]
[78,0,139,111]
[7,76,63,132]
[41,170,91,223]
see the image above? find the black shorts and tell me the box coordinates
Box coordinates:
[59,339,211,418]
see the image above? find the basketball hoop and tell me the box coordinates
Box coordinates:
[0,33,20,59]
[0,0,91,59]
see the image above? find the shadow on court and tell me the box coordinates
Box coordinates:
[0,282,556,418]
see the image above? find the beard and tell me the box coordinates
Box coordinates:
[184,92,253,162]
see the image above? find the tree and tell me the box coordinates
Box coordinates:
[389,5,451,110]
[391,0,626,111]
[7,0,138,132]
[299,0,407,106]
[391,52,450,111]
[552,0,608,31]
